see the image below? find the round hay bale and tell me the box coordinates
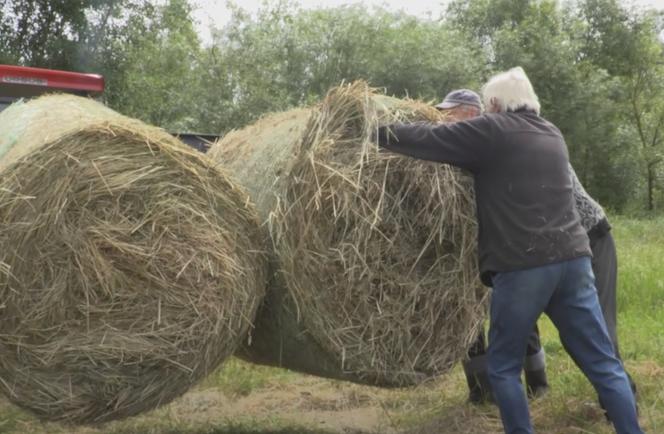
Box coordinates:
[0,95,266,423]
[210,108,348,379]
[210,82,487,387]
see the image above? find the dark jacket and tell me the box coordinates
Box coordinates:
[377,109,591,286]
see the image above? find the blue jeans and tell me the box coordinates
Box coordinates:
[487,256,642,434]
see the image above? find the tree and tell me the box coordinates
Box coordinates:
[446,0,664,211]
[627,46,664,211]
[201,2,484,134]
[0,0,122,69]
[575,0,664,210]
[103,0,203,131]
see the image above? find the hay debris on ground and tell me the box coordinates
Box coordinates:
[210,81,487,387]
[0,94,267,424]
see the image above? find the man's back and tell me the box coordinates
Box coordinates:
[378,109,590,285]
[472,110,590,284]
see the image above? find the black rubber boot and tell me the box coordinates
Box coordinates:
[523,332,549,398]
[524,368,549,399]
[466,371,495,404]
[463,355,495,405]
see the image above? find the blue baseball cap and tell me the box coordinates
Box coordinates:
[435,89,482,110]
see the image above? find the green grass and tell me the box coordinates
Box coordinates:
[0,216,662,434]
[614,216,664,316]
[199,358,297,397]
[611,217,664,365]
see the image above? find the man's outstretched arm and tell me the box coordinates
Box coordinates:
[376,116,495,172]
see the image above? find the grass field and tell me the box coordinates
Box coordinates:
[0,216,662,434]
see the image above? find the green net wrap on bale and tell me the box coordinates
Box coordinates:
[0,95,267,424]
[210,82,487,387]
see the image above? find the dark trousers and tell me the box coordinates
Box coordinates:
[592,230,620,356]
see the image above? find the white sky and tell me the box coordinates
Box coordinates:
[190,0,664,45]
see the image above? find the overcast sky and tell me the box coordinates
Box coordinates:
[190,0,664,44]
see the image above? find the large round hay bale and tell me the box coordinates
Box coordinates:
[210,82,487,387]
[0,95,266,423]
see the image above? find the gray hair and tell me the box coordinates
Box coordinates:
[482,67,541,115]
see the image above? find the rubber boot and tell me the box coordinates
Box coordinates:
[463,355,495,405]
[524,348,549,399]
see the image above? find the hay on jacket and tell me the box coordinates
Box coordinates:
[0,94,267,424]
[210,82,487,387]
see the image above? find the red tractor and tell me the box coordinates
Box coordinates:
[0,64,216,152]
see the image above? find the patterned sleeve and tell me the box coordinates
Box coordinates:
[569,164,606,232]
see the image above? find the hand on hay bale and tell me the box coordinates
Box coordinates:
[0,95,267,424]
[211,81,488,387]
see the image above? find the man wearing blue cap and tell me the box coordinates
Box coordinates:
[436,89,499,403]
[435,89,483,121]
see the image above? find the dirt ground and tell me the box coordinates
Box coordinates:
[168,376,395,434]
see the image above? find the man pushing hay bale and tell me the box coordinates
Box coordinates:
[210,81,487,387]
[0,95,266,424]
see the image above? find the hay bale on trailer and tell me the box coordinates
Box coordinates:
[210,82,487,387]
[0,95,266,424]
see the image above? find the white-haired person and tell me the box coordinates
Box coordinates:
[434,88,550,405]
[377,67,642,434]
[436,90,638,412]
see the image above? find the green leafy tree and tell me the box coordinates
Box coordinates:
[104,0,202,131]
[575,0,664,210]
[446,0,664,211]
[201,1,484,134]
[0,0,122,69]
